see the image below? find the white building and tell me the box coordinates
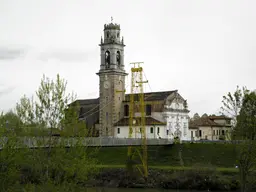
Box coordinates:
[189,115,232,141]
[113,90,191,140]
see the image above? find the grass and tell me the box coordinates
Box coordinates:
[96,164,239,173]
[89,144,239,168]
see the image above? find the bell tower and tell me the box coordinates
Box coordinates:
[96,19,127,136]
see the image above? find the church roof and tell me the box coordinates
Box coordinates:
[114,117,166,126]
[124,90,177,102]
[74,90,177,106]
[73,98,99,120]
[76,98,99,106]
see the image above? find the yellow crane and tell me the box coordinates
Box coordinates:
[127,62,148,180]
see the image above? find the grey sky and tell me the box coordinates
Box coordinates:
[0,0,255,116]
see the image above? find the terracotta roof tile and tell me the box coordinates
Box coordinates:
[189,116,231,128]
[208,115,232,120]
[189,117,220,127]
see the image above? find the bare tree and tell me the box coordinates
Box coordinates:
[220,85,249,130]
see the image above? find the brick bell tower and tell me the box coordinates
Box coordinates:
[96,18,128,136]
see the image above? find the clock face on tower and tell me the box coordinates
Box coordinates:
[104,81,110,89]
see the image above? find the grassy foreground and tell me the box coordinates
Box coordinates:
[87,143,239,168]
[97,164,239,172]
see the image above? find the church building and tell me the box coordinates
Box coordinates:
[74,20,191,141]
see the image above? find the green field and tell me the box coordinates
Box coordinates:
[88,143,239,168]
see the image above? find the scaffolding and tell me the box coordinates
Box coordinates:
[128,62,148,179]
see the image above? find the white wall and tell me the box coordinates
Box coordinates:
[189,126,231,141]
[163,98,190,141]
[164,112,190,141]
[114,125,167,139]
[189,129,199,141]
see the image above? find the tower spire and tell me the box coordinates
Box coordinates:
[111,16,113,23]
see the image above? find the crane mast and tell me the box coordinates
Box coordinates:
[128,62,148,179]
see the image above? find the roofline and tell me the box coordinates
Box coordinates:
[189,124,232,128]
[125,90,178,95]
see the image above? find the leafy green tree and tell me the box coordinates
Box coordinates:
[237,140,256,192]
[0,74,99,190]
[16,74,78,132]
[232,91,256,192]
[235,91,256,140]
[0,110,23,135]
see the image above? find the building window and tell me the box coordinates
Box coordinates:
[146,104,152,116]
[116,51,121,66]
[213,130,215,135]
[106,112,108,123]
[119,97,120,101]
[106,97,108,102]
[222,130,225,135]
[157,127,160,134]
[124,104,129,116]
[105,51,110,68]
[117,128,120,134]
[191,131,193,137]
[150,127,154,134]
[140,128,142,133]
[106,127,108,135]
[199,130,202,137]
[183,123,187,135]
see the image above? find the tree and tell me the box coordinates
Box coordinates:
[237,140,256,192]
[201,113,208,118]
[1,74,99,190]
[192,113,200,120]
[16,74,75,129]
[15,74,88,137]
[234,91,256,192]
[235,92,256,140]
[0,110,23,135]
[220,85,249,129]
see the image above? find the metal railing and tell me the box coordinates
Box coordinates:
[0,137,173,149]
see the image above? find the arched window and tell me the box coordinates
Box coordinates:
[124,104,129,116]
[105,51,110,68]
[106,31,110,38]
[116,51,121,66]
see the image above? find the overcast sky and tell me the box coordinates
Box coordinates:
[0,0,255,116]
